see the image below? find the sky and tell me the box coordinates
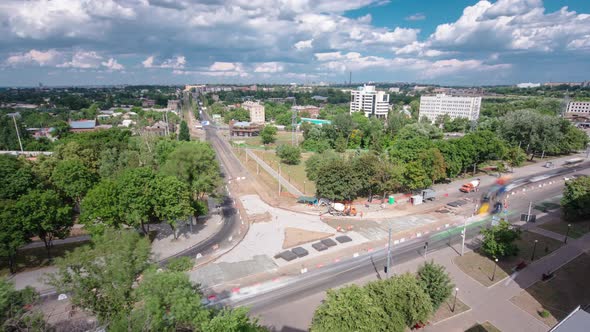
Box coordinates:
[0,0,589,86]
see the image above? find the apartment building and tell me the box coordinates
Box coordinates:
[566,101,590,116]
[242,101,265,124]
[350,85,390,118]
[419,94,481,123]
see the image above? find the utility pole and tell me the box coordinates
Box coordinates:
[527,201,532,222]
[461,217,467,256]
[278,164,282,196]
[11,114,24,152]
[386,225,392,278]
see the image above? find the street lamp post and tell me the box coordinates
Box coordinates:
[386,225,392,279]
[303,181,306,195]
[565,224,572,243]
[452,288,459,312]
[492,258,499,281]
[531,240,538,261]
[461,217,467,256]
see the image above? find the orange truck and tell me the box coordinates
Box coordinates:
[460,179,480,193]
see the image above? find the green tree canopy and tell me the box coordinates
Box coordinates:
[417,261,454,310]
[15,189,73,258]
[315,161,361,201]
[179,120,191,141]
[80,180,123,235]
[365,274,433,328]
[0,279,47,331]
[160,142,221,201]
[310,285,399,332]
[260,125,277,145]
[47,229,151,323]
[562,176,590,222]
[152,175,194,238]
[0,155,37,200]
[481,220,521,259]
[276,144,301,165]
[51,159,97,205]
[0,202,31,274]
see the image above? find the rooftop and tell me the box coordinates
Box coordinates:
[69,119,97,129]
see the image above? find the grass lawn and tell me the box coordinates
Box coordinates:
[539,218,590,240]
[232,131,303,149]
[252,150,316,195]
[0,241,90,276]
[430,297,470,324]
[465,321,501,332]
[510,253,590,327]
[454,231,563,287]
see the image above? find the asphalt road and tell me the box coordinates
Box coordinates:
[160,98,242,266]
[221,163,588,315]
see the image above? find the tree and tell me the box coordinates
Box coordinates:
[311,285,399,332]
[305,151,341,182]
[111,270,210,331]
[51,159,97,207]
[80,180,123,235]
[480,220,521,259]
[504,146,527,171]
[152,175,194,239]
[275,144,301,165]
[0,155,37,200]
[315,161,362,201]
[417,261,454,310]
[160,142,221,222]
[419,148,447,184]
[0,279,47,331]
[0,202,31,274]
[179,120,191,141]
[47,229,151,323]
[562,176,590,222]
[365,274,433,328]
[117,167,156,233]
[260,125,277,145]
[15,189,73,259]
[202,307,267,332]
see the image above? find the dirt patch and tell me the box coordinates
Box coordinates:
[465,321,501,332]
[249,212,273,223]
[283,227,334,249]
[430,297,470,324]
[454,230,563,287]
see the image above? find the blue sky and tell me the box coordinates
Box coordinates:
[1,0,589,86]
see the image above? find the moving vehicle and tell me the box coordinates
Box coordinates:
[460,179,480,193]
[563,158,584,167]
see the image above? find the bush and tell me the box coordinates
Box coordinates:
[539,309,550,318]
[417,261,454,310]
[276,144,301,165]
[561,176,590,222]
[166,256,194,272]
[480,220,521,259]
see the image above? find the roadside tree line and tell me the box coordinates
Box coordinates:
[303,109,587,200]
[311,261,454,332]
[0,128,221,274]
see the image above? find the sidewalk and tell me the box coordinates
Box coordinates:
[424,226,590,331]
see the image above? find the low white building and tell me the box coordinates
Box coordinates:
[242,101,265,124]
[517,82,541,88]
[419,94,481,123]
[350,85,390,118]
[388,87,400,93]
[566,101,590,116]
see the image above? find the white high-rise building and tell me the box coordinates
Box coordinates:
[242,101,265,124]
[350,85,390,118]
[419,94,481,123]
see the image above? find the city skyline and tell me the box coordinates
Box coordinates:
[1,0,590,86]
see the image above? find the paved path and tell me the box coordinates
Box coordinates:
[21,235,91,249]
[244,149,304,197]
